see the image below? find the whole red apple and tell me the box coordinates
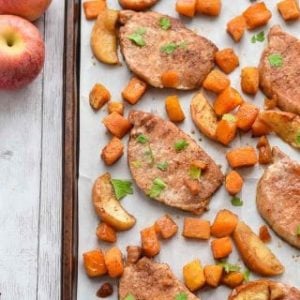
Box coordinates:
[0,0,52,21]
[0,15,45,90]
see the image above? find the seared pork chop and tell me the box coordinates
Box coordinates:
[259,26,300,115]
[119,257,200,300]
[128,111,223,214]
[119,11,217,90]
[257,147,300,249]
[229,280,300,300]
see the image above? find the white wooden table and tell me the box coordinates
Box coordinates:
[0,1,65,299]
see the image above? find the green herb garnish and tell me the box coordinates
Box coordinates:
[243,269,251,282]
[296,133,300,145]
[251,31,265,43]
[144,146,155,166]
[189,166,201,180]
[175,292,188,300]
[128,28,146,47]
[218,261,241,273]
[159,17,171,30]
[131,160,142,168]
[222,114,237,122]
[123,294,136,300]
[157,161,168,171]
[148,178,167,198]
[268,54,283,68]
[231,196,243,207]
[160,42,178,54]
[136,134,149,144]
[174,139,189,152]
[296,224,300,236]
[111,179,133,200]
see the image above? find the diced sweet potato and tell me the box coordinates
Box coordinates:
[225,171,244,195]
[176,0,197,17]
[104,247,124,278]
[243,2,272,30]
[122,77,147,105]
[215,118,237,145]
[211,237,233,259]
[215,49,239,74]
[204,265,223,287]
[214,87,244,116]
[83,249,107,277]
[108,101,124,115]
[101,137,124,165]
[211,209,238,238]
[256,136,272,165]
[227,15,247,42]
[161,70,180,88]
[183,218,211,240]
[191,160,208,170]
[241,67,259,95]
[83,0,107,20]
[126,246,142,265]
[140,226,160,257]
[277,0,300,21]
[264,98,277,110]
[183,259,206,291]
[103,112,132,138]
[226,146,258,168]
[203,69,230,94]
[89,83,111,110]
[165,95,185,123]
[96,222,117,243]
[222,271,244,288]
[259,225,272,243]
[154,214,178,239]
[252,116,271,137]
[236,103,259,131]
[184,179,201,196]
[196,0,222,16]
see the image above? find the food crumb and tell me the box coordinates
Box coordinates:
[97,282,113,298]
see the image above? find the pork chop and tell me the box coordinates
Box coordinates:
[128,111,223,214]
[119,11,218,90]
[259,26,300,115]
[229,280,300,300]
[119,257,200,300]
[256,147,300,249]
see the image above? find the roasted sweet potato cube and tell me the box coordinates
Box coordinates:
[256,136,272,165]
[183,259,206,291]
[107,101,124,115]
[215,48,239,74]
[184,179,201,196]
[252,116,271,137]
[278,0,300,21]
[241,67,259,95]
[225,171,244,196]
[227,15,247,42]
[101,137,124,165]
[96,222,117,243]
[211,237,233,259]
[243,2,272,29]
[259,225,272,243]
[140,226,160,257]
[211,209,238,238]
[236,103,259,131]
[226,146,258,168]
[161,70,180,88]
[103,112,132,138]
[83,0,107,20]
[122,77,147,105]
[215,118,237,146]
[176,0,197,17]
[196,0,222,16]
[89,83,111,110]
[203,69,230,94]
[222,271,244,288]
[204,265,223,287]
[83,249,107,277]
[264,98,277,110]
[165,95,185,123]
[183,218,211,240]
[154,214,178,239]
[104,247,124,278]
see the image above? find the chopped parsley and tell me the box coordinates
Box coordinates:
[159,17,171,30]
[136,134,149,144]
[174,139,189,152]
[148,178,167,198]
[123,294,136,300]
[218,261,241,273]
[222,114,237,122]
[251,31,265,43]
[243,268,251,282]
[268,54,283,68]
[189,166,201,180]
[175,293,187,300]
[157,161,168,171]
[128,28,146,47]
[296,224,300,236]
[111,179,133,200]
[296,133,300,145]
[160,42,178,54]
[231,196,243,207]
[144,146,155,166]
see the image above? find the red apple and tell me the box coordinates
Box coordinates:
[0,15,45,90]
[0,0,52,21]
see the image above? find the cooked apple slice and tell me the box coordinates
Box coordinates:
[92,173,136,231]
[90,9,119,64]
[232,221,284,276]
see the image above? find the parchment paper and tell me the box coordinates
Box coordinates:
[78,1,300,299]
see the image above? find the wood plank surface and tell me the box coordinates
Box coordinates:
[0,0,64,299]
